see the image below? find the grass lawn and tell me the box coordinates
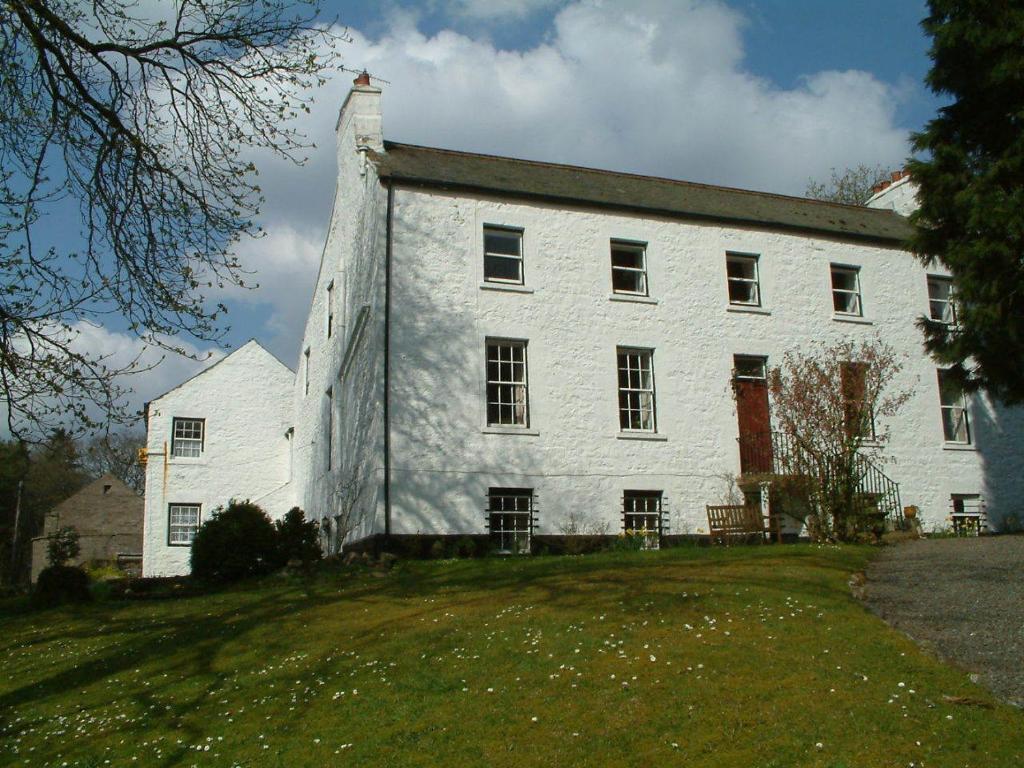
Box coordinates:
[1,545,1020,767]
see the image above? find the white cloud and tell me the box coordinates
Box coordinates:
[1,321,226,438]
[443,0,566,20]
[220,225,323,360]
[68,323,225,425]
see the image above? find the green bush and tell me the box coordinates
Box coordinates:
[611,532,647,552]
[33,565,91,607]
[190,500,280,583]
[429,539,447,559]
[275,507,321,565]
[84,561,127,581]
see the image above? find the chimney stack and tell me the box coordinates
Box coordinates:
[336,69,383,154]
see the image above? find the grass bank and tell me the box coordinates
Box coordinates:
[1,545,1019,767]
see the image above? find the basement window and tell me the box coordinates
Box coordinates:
[610,241,648,295]
[622,490,663,550]
[487,487,533,554]
[168,504,201,545]
[950,494,984,536]
[171,417,204,458]
[483,227,524,284]
[831,265,862,316]
[726,253,760,306]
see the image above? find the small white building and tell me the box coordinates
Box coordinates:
[142,76,1024,575]
[142,340,294,576]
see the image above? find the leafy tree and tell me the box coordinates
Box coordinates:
[82,429,146,494]
[766,338,914,541]
[0,440,30,583]
[805,164,893,205]
[46,526,80,567]
[0,1,343,439]
[2,430,88,584]
[907,0,1024,403]
[23,429,90,524]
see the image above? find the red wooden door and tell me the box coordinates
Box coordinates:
[735,359,772,473]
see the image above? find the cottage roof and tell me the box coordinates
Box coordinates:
[375,142,914,245]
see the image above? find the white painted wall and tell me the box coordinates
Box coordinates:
[142,340,295,576]
[288,82,388,549]
[386,187,1024,537]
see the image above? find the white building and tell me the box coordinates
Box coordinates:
[141,75,1024,575]
[142,340,294,576]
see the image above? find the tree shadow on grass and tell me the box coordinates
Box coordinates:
[0,546,868,765]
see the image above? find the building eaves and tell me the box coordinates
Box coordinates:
[374,142,915,245]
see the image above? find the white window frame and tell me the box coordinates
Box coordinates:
[927,275,957,325]
[617,347,656,432]
[171,417,204,458]
[622,490,663,550]
[831,265,863,316]
[487,487,533,554]
[937,369,971,444]
[726,253,761,306]
[482,226,524,285]
[168,503,201,546]
[610,240,649,296]
[733,354,767,381]
[486,339,530,428]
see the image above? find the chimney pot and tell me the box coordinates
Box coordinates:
[890,171,901,182]
[354,70,371,87]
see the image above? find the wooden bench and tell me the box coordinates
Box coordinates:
[706,504,767,545]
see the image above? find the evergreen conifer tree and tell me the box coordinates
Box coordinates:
[908,0,1024,403]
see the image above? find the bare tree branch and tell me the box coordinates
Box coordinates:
[0,0,346,440]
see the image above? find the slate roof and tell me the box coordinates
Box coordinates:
[375,141,914,245]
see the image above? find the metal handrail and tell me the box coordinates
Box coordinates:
[737,431,903,527]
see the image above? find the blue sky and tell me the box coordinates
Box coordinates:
[29,0,944,428]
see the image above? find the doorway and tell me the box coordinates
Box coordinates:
[734,355,772,474]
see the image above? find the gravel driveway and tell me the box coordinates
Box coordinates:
[863,536,1024,707]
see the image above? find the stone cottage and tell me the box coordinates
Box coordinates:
[31,474,143,581]
[140,75,1024,575]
